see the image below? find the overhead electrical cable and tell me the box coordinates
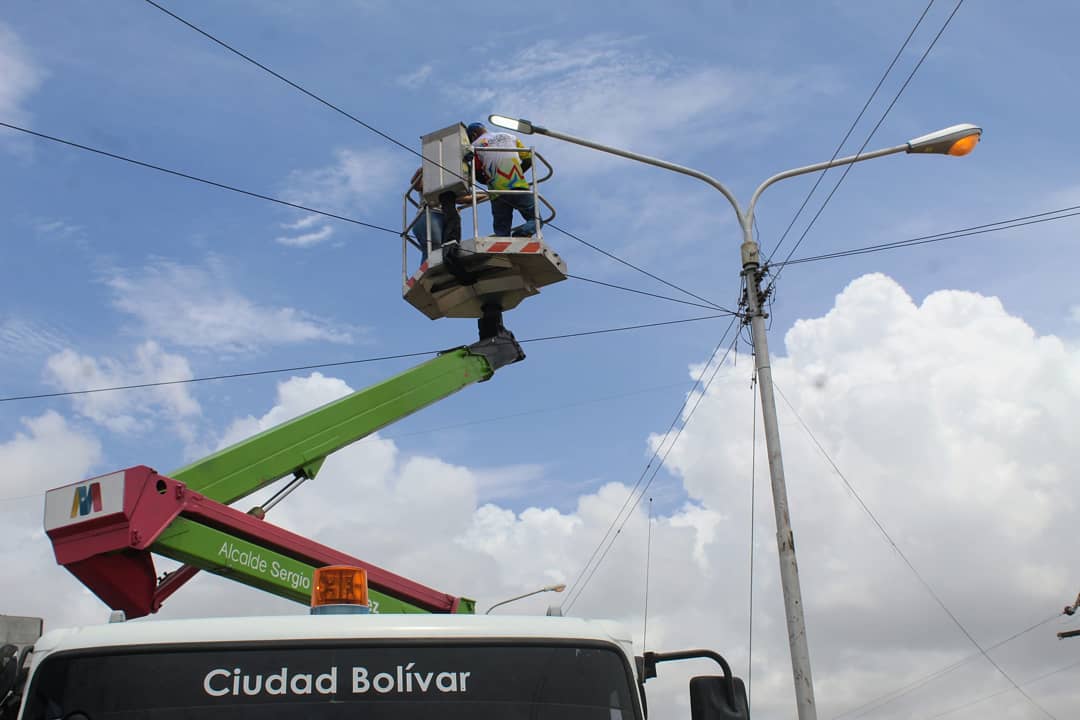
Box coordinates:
[0,120,399,234]
[747,373,759,711]
[834,612,1064,719]
[564,320,741,611]
[0,313,733,404]
[566,330,741,611]
[551,224,730,311]
[923,658,1080,720]
[774,383,1058,720]
[775,204,1080,268]
[140,0,723,310]
[766,0,966,294]
[0,377,702,506]
[0,119,722,314]
[766,0,936,263]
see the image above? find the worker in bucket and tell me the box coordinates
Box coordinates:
[409,166,479,258]
[467,122,537,238]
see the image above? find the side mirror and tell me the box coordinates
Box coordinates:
[690,675,749,720]
[639,649,749,720]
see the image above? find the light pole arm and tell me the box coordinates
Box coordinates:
[747,144,908,221]
[534,125,746,228]
[485,585,564,614]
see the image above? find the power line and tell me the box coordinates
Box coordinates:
[1,119,734,316]
[564,319,741,611]
[766,0,966,293]
[776,204,1080,268]
[141,0,722,311]
[747,372,759,712]
[923,658,1079,720]
[549,223,730,311]
[766,0,937,265]
[142,0,424,163]
[834,612,1063,719]
[0,120,399,234]
[774,383,1058,720]
[567,274,726,311]
[0,377,704,506]
[0,313,733,403]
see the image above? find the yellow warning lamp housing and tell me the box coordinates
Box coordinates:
[310,565,371,615]
[906,124,982,156]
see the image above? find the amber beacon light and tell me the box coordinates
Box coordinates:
[311,565,371,614]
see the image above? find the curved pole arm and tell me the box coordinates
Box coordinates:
[533,125,746,228]
[747,143,908,224]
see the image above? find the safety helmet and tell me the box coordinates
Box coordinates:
[466,122,486,140]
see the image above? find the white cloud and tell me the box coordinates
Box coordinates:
[0,22,43,145]
[662,273,1080,717]
[396,63,433,88]
[6,274,1080,718]
[44,341,201,437]
[275,223,334,247]
[105,257,356,350]
[277,148,404,247]
[0,412,108,628]
[457,35,839,174]
[284,147,403,211]
[0,411,101,499]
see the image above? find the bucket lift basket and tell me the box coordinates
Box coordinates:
[402,123,567,320]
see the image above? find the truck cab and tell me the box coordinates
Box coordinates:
[12,615,643,720]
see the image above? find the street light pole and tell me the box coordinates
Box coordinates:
[485,583,566,614]
[488,114,980,720]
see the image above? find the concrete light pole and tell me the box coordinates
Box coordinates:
[489,114,981,720]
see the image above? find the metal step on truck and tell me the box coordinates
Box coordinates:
[1,123,749,720]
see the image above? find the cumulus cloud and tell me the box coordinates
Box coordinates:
[44,341,201,437]
[663,274,1080,717]
[0,411,101,499]
[105,257,356,350]
[4,274,1079,718]
[0,412,108,628]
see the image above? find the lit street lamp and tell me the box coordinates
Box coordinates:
[485,583,567,614]
[490,113,981,720]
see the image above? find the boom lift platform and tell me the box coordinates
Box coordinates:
[39,122,561,621]
[402,123,567,321]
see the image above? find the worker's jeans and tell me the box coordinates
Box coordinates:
[412,208,444,259]
[490,191,537,237]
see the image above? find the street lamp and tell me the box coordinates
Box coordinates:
[490,113,980,720]
[485,583,566,614]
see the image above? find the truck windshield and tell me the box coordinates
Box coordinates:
[23,642,639,720]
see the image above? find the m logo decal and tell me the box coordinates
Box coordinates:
[70,482,103,518]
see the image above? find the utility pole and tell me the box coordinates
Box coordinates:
[486,113,982,720]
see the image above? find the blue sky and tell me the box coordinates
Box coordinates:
[3,2,1080,718]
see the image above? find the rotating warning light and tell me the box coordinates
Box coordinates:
[311,565,370,614]
[906,124,982,156]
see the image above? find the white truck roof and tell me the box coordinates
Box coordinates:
[31,614,635,658]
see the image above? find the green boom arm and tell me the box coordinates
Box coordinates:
[107,337,524,615]
[170,340,521,505]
